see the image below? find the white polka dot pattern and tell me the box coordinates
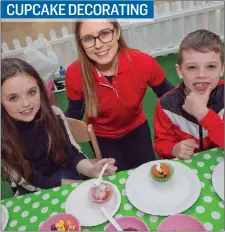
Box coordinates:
[24,198,31,204]
[119,178,126,184]
[203,173,211,179]
[2,149,224,232]
[204,222,213,231]
[204,154,211,159]
[211,211,221,219]
[41,207,48,214]
[13,206,21,212]
[10,220,18,227]
[108,175,116,180]
[6,201,13,208]
[197,161,205,167]
[196,206,205,213]
[136,210,144,217]
[149,215,158,222]
[32,202,40,208]
[42,194,50,200]
[203,196,212,203]
[18,225,26,231]
[21,211,29,218]
[62,190,69,196]
[51,198,59,205]
[124,203,132,210]
[30,216,38,223]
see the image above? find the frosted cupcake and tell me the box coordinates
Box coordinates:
[90,183,113,204]
[150,162,174,182]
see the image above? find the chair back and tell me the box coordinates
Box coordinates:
[66,118,102,161]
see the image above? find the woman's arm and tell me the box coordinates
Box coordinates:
[146,55,174,97]
[65,98,85,119]
[152,78,174,98]
[65,62,85,119]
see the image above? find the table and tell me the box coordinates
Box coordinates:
[1,148,224,231]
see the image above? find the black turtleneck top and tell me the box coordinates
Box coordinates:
[14,113,85,189]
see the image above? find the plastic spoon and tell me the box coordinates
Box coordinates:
[92,163,108,188]
[101,207,123,231]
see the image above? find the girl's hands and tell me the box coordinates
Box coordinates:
[91,158,117,178]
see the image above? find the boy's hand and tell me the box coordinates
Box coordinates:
[172,139,199,159]
[182,86,212,120]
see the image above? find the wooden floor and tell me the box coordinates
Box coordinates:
[1,1,177,49]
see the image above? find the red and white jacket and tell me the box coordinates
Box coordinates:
[154,80,224,159]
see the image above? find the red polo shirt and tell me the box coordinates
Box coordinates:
[65,48,165,138]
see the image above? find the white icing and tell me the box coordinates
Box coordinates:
[156,163,162,173]
[93,183,107,200]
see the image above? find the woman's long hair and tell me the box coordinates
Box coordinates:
[74,21,129,118]
[1,58,66,183]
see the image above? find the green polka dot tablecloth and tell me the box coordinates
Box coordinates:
[1,148,224,231]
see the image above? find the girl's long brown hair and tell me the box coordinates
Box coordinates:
[1,58,66,183]
[74,21,128,118]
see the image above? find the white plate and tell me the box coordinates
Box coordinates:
[0,204,9,231]
[65,179,121,227]
[212,160,224,201]
[126,160,201,216]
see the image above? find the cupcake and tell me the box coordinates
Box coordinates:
[150,162,174,182]
[90,183,113,204]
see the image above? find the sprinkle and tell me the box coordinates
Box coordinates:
[66,220,71,226]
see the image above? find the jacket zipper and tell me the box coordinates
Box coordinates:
[99,83,119,97]
[199,125,204,150]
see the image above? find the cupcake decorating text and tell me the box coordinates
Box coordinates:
[6,3,149,16]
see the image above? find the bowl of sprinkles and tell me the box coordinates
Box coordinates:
[39,213,80,231]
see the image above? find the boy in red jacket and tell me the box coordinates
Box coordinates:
[154,29,224,160]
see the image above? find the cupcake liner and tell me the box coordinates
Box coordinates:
[150,163,174,182]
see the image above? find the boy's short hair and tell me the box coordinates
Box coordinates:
[178,29,224,65]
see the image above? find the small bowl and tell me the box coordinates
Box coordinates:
[157,214,206,231]
[39,213,80,231]
[104,216,150,231]
[89,182,113,204]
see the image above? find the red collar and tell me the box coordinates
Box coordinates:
[92,48,132,83]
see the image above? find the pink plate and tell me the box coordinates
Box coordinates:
[39,213,80,231]
[157,214,206,231]
[105,216,150,231]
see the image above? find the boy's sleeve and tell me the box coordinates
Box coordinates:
[153,100,178,159]
[199,109,224,148]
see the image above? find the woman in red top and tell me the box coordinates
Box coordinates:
[65,20,174,171]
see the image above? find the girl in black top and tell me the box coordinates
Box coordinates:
[1,58,117,194]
